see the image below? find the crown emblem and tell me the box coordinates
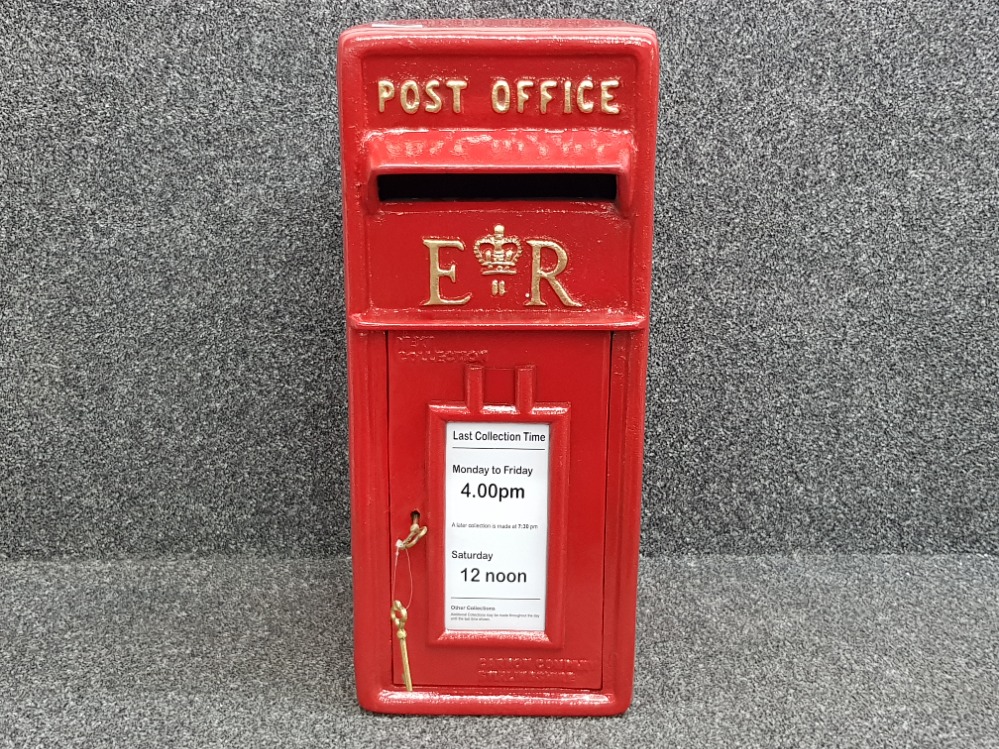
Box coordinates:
[473,224,523,276]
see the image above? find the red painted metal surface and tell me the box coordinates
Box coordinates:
[338,20,659,715]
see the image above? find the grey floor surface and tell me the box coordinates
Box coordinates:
[2,555,996,748]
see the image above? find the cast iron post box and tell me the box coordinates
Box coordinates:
[338,20,659,715]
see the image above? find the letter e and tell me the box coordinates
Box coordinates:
[423,239,472,306]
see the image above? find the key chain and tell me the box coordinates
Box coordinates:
[390,511,427,691]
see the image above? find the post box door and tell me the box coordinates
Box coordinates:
[387,329,609,689]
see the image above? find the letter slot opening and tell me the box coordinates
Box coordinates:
[377,173,618,202]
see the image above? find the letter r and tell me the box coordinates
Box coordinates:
[525,240,582,307]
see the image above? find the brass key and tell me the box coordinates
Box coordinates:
[390,600,413,691]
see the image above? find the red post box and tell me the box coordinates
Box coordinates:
[338,21,659,716]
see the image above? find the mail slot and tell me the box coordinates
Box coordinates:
[338,21,659,716]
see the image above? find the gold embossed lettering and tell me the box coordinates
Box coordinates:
[516,80,535,113]
[491,79,511,113]
[525,240,581,307]
[575,79,594,113]
[445,80,467,113]
[377,80,395,112]
[600,79,620,114]
[400,80,420,114]
[539,80,557,114]
[563,81,573,113]
[424,79,443,113]
[423,239,472,306]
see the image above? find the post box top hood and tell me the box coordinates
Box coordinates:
[338,21,659,330]
[341,19,659,38]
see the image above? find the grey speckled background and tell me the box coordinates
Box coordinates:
[2,1,998,558]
